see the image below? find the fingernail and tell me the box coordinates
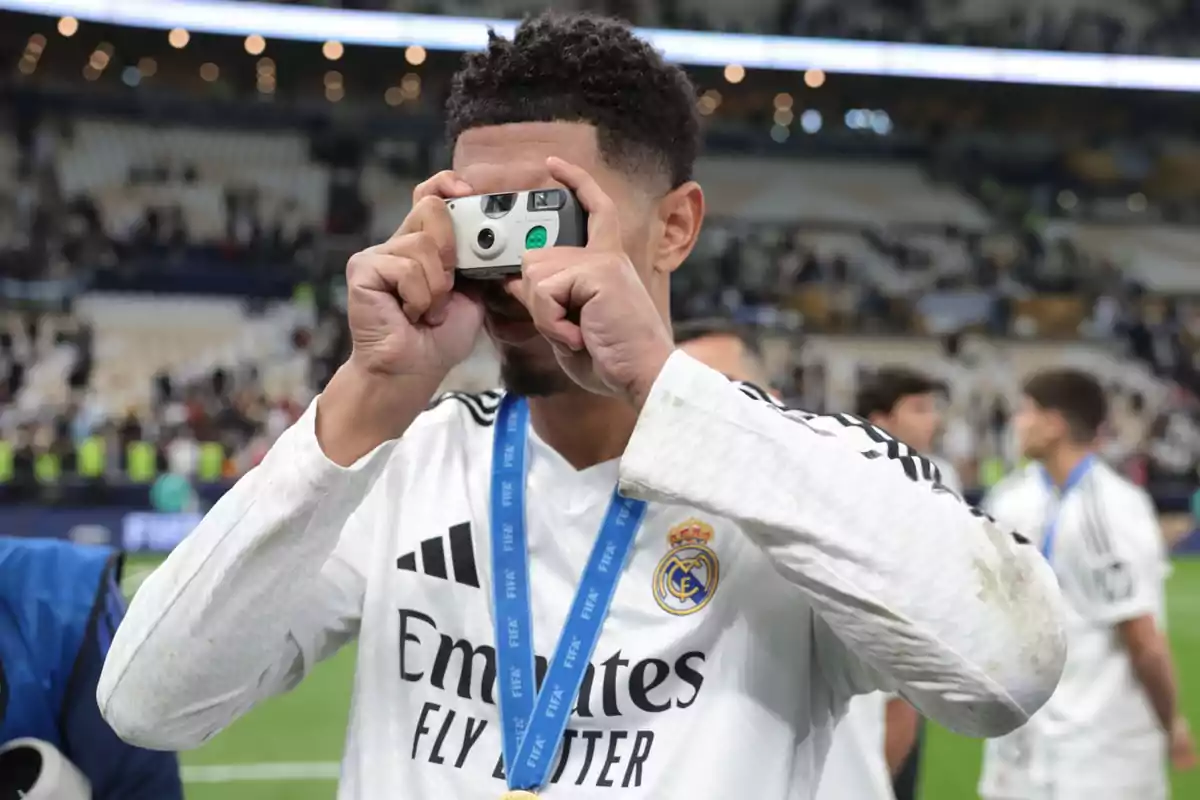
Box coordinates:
[455,180,473,194]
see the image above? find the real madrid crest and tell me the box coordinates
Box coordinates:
[652,518,720,616]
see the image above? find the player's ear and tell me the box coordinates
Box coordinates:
[653,181,704,275]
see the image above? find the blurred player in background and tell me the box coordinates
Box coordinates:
[813,368,964,800]
[673,318,767,387]
[0,536,182,799]
[979,369,1195,800]
[856,368,963,497]
[673,329,929,800]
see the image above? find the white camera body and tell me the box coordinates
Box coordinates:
[447,188,588,279]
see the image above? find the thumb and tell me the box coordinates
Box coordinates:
[424,294,451,326]
[425,290,483,331]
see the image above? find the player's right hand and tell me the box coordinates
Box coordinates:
[344,171,483,379]
[1171,717,1197,771]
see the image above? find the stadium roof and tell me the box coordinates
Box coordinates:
[4,0,1200,93]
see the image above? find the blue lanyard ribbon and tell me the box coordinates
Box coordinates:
[1039,454,1095,563]
[490,394,647,792]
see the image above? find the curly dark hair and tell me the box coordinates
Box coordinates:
[446,12,701,188]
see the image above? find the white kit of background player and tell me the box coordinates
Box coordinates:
[97,78,1066,800]
[979,459,1175,799]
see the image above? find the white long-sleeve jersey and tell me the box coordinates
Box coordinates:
[979,460,1170,799]
[98,352,1066,799]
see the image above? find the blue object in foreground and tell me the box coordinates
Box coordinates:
[0,536,183,798]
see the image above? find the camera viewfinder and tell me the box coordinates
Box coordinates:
[529,190,565,212]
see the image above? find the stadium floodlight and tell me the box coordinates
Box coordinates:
[5,0,1200,93]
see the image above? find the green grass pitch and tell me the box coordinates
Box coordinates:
[120,555,1200,799]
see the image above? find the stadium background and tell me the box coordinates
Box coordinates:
[3,0,1200,795]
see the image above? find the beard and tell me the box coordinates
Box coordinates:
[498,344,574,397]
[475,282,576,397]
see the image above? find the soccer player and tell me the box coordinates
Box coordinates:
[856,367,963,497]
[978,369,1195,800]
[0,536,182,799]
[672,318,768,386]
[100,14,1066,799]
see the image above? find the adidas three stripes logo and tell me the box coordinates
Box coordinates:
[396,522,480,587]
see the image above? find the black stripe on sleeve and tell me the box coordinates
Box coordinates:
[735,382,776,404]
[734,380,1033,548]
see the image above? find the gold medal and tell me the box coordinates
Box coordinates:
[501,793,539,800]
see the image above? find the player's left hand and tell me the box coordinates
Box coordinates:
[515,156,673,407]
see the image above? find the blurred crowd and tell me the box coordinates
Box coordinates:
[0,126,319,284]
[279,0,1200,57]
[6,200,1200,501]
[0,308,346,503]
[4,70,1200,498]
[0,116,343,500]
[119,164,318,269]
[678,218,1136,331]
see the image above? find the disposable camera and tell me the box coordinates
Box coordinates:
[447,188,587,279]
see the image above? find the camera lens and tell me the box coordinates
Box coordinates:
[477,227,496,251]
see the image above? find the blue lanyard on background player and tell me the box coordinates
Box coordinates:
[490,394,647,793]
[1038,454,1095,563]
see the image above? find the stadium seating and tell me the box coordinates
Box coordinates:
[697,158,991,227]
[58,120,328,245]
[1046,221,1200,293]
[17,296,308,419]
[361,163,418,241]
